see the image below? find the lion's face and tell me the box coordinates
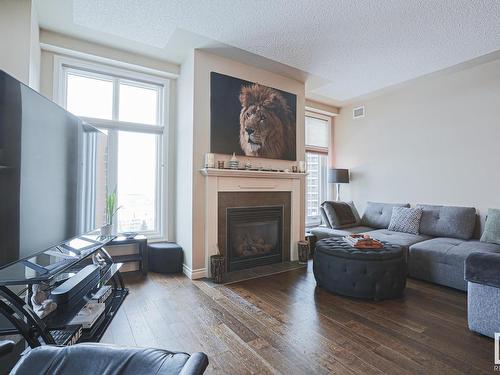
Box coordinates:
[240,104,285,155]
[238,84,294,159]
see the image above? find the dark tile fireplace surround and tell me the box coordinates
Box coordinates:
[218,192,291,272]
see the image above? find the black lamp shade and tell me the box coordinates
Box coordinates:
[328,168,349,183]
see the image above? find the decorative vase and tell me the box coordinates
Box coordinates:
[101,224,113,236]
[298,161,307,173]
[228,153,239,170]
[298,241,309,264]
[210,255,225,284]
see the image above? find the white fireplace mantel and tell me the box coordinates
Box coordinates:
[200,168,307,179]
[200,168,305,278]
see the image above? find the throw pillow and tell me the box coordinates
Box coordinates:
[321,201,360,229]
[480,208,500,245]
[319,206,332,228]
[388,207,423,235]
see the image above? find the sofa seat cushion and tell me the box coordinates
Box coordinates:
[367,229,431,253]
[309,225,375,240]
[409,238,500,291]
[361,202,410,229]
[410,238,500,268]
[417,204,476,240]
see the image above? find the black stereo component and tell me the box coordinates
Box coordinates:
[50,265,100,305]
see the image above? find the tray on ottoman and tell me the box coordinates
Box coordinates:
[313,237,406,300]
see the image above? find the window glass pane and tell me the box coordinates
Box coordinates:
[116,131,158,232]
[305,116,329,148]
[66,73,113,119]
[306,152,327,225]
[119,82,159,125]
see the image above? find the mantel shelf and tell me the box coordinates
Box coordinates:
[200,168,307,179]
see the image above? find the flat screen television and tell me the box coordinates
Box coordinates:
[0,70,108,270]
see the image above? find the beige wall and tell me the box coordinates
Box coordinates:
[0,0,39,90]
[175,51,195,271]
[175,49,306,274]
[334,57,500,217]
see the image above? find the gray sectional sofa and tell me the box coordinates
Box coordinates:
[310,201,500,291]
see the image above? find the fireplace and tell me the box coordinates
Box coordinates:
[227,206,283,271]
[218,191,291,273]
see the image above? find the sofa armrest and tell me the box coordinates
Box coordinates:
[465,252,500,288]
[179,352,209,375]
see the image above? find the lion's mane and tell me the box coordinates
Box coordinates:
[239,84,295,160]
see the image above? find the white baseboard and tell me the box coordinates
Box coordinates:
[182,264,207,279]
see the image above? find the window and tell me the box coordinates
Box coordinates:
[57,58,169,239]
[305,114,331,226]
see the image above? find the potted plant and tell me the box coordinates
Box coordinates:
[101,188,121,236]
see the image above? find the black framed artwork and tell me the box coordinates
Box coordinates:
[210,72,297,161]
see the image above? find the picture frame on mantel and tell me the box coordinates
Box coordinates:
[210,72,297,161]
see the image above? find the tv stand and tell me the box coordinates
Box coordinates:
[0,233,128,347]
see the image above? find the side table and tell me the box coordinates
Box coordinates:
[107,235,148,275]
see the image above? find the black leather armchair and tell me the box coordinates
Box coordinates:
[0,340,15,356]
[1,341,208,375]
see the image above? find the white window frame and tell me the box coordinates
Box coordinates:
[53,55,172,240]
[305,111,331,227]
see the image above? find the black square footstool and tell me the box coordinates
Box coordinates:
[148,242,183,273]
[313,237,406,300]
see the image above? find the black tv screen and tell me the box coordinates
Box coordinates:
[0,70,108,269]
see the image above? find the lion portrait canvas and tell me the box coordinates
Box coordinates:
[210,72,297,161]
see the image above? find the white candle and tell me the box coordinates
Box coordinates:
[204,153,215,168]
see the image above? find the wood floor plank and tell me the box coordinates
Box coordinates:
[102,264,494,374]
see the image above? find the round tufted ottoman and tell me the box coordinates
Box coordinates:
[313,237,406,300]
[148,242,183,274]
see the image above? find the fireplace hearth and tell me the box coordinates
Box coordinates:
[227,206,283,271]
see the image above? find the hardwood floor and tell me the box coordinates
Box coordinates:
[101,262,495,374]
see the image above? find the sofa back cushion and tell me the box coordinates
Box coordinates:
[321,201,360,229]
[417,204,476,240]
[361,202,410,229]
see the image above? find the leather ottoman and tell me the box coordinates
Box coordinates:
[148,242,183,273]
[313,237,406,300]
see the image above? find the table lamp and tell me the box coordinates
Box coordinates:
[328,168,349,201]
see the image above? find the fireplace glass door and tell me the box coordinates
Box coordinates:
[226,206,283,271]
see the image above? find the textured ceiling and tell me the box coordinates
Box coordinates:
[37,0,500,103]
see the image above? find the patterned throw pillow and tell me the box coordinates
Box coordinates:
[388,207,423,235]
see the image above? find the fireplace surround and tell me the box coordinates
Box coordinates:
[199,168,305,279]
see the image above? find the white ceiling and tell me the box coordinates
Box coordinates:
[36,0,500,105]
